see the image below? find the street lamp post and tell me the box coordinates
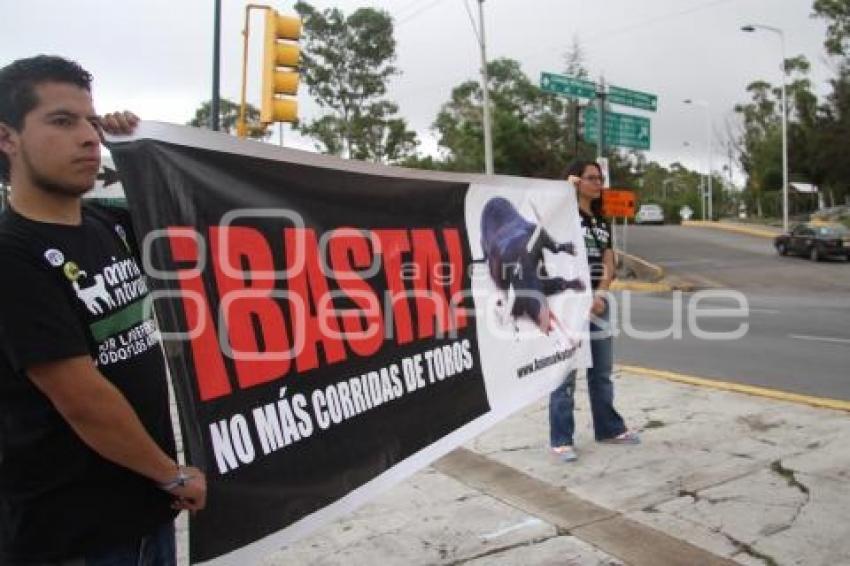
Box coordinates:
[684,99,712,221]
[742,24,789,232]
[682,140,707,220]
[477,0,494,175]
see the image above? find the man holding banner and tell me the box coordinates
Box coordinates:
[0,55,205,565]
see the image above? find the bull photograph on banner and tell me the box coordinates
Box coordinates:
[107,123,592,565]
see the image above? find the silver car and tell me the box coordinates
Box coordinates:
[635,204,664,225]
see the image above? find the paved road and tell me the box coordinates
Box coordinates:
[612,225,850,401]
[621,224,850,296]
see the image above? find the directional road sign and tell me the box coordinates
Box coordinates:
[583,107,651,150]
[608,85,658,112]
[539,72,596,100]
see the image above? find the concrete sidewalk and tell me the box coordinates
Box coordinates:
[268,368,850,566]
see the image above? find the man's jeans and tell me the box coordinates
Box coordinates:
[13,522,177,566]
[83,522,176,566]
[549,304,626,446]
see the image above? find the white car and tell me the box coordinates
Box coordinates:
[635,204,664,225]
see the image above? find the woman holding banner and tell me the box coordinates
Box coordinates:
[548,160,639,462]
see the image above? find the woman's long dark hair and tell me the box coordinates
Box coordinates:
[562,159,604,217]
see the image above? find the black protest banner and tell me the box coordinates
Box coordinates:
[108,123,588,564]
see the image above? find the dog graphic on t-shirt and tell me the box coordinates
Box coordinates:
[72,271,116,315]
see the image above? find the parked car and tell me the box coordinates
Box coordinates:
[635,203,664,225]
[774,222,850,261]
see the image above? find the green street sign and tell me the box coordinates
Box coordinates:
[539,72,596,100]
[583,107,651,150]
[608,85,658,112]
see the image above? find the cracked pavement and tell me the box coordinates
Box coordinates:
[247,369,850,565]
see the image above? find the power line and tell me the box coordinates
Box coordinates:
[584,0,736,45]
[396,0,449,27]
[463,0,480,44]
[394,0,429,22]
[519,0,738,67]
[390,0,739,126]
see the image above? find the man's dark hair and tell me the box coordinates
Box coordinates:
[0,55,92,182]
[562,159,604,216]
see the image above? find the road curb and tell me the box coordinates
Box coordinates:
[434,448,737,566]
[610,280,673,292]
[617,250,665,282]
[613,252,699,292]
[681,220,780,239]
[617,364,850,413]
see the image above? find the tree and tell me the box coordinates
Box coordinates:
[293,1,418,163]
[187,99,269,139]
[811,66,850,206]
[563,35,590,80]
[812,0,850,206]
[560,37,644,187]
[562,36,590,158]
[813,0,850,57]
[637,161,706,222]
[431,56,646,184]
[733,56,818,217]
[434,58,568,177]
[734,80,782,216]
[434,58,586,178]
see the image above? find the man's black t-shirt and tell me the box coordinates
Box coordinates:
[580,208,613,290]
[0,204,177,562]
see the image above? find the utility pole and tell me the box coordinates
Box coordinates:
[596,76,606,159]
[211,0,222,131]
[727,146,735,216]
[572,101,580,157]
[477,0,494,175]
[684,99,712,220]
[707,111,713,220]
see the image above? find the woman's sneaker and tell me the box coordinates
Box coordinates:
[599,430,640,445]
[551,445,578,462]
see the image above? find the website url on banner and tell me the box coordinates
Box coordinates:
[516,346,578,379]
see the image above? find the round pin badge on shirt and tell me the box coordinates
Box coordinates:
[63,261,83,282]
[44,248,65,267]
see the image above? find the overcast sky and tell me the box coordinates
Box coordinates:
[1,0,837,182]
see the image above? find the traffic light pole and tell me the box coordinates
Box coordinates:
[596,77,606,159]
[211,0,221,131]
[238,4,269,138]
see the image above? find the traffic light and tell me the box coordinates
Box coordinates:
[261,9,301,124]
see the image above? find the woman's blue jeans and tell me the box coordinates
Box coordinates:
[549,303,626,446]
